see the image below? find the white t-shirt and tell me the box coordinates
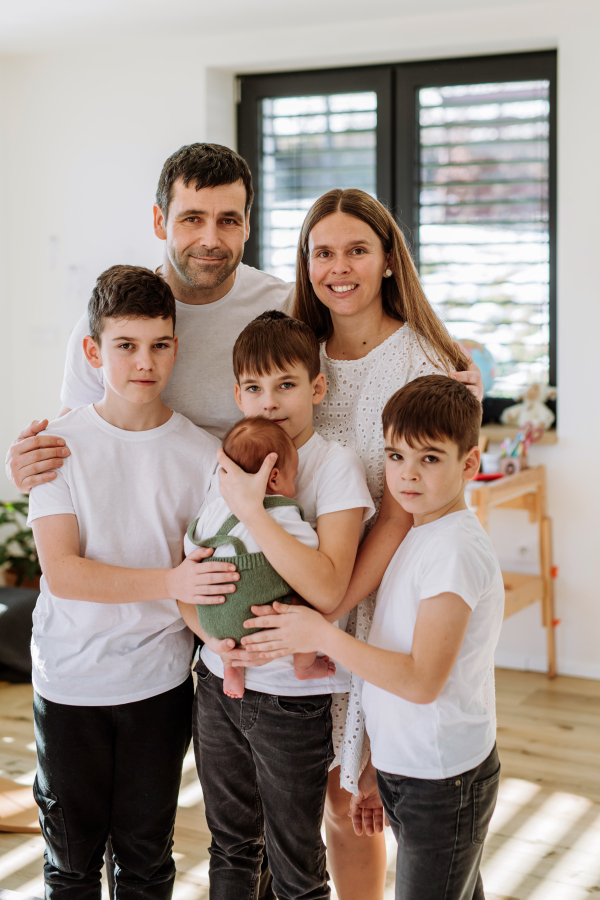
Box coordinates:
[27,405,220,706]
[362,510,504,780]
[196,432,375,696]
[60,264,295,439]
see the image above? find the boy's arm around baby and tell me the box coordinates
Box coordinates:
[33,513,240,605]
[240,591,471,705]
[217,448,363,612]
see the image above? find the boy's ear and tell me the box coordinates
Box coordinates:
[311,372,327,406]
[83,335,103,369]
[462,446,481,482]
[234,382,244,412]
[173,333,179,364]
[268,467,280,488]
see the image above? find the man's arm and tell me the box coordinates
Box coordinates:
[240,592,472,705]
[33,513,240,605]
[6,416,72,493]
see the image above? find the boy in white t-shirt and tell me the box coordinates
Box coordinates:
[188,311,374,899]
[241,375,504,900]
[27,266,224,899]
[179,415,335,698]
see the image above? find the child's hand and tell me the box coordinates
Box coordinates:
[205,635,271,669]
[349,758,388,836]
[217,448,277,521]
[166,547,239,605]
[239,602,328,657]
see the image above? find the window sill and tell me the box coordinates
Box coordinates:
[481,424,557,445]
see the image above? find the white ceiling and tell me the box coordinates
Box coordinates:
[0,0,532,52]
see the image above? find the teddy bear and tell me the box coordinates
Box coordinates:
[500,383,556,430]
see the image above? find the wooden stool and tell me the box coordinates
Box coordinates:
[469,465,557,678]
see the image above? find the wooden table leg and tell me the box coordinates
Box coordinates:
[540,515,556,678]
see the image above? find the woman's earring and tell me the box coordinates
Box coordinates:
[385,268,393,277]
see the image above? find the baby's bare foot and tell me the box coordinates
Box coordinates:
[223,666,245,699]
[294,655,336,681]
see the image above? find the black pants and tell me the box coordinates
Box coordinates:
[193,658,333,900]
[33,676,194,899]
[377,744,500,900]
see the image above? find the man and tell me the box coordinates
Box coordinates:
[6,143,294,489]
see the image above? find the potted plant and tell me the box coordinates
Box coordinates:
[0,496,41,589]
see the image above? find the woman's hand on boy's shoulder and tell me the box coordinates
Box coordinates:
[449,346,484,400]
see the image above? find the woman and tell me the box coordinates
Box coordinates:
[221,189,482,899]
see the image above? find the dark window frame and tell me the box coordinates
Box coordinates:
[238,50,557,394]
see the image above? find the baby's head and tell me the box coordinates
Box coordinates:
[382,375,482,521]
[232,311,326,445]
[222,416,299,498]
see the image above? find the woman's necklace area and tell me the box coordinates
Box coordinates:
[326,318,403,361]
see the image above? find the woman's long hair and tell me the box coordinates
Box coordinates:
[293,188,469,372]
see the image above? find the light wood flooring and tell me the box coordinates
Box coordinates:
[1,668,600,899]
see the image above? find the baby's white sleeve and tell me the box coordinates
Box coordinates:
[183,506,209,558]
[270,506,319,550]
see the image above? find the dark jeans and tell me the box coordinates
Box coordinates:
[193,658,334,900]
[377,745,500,900]
[33,676,194,900]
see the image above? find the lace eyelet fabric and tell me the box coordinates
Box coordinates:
[315,326,496,793]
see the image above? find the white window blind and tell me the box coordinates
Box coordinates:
[260,92,377,282]
[418,80,550,396]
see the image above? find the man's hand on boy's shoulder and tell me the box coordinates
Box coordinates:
[5,418,71,492]
[166,547,240,605]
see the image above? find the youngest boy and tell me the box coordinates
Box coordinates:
[242,375,504,900]
[179,415,335,698]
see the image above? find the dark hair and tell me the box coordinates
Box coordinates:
[88,265,176,342]
[156,143,254,218]
[222,416,296,475]
[233,310,321,382]
[293,188,468,373]
[382,375,482,457]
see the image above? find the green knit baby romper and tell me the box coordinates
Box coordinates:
[186,496,306,644]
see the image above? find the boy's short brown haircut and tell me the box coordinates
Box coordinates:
[88,265,176,342]
[233,310,321,382]
[222,416,296,476]
[382,375,482,457]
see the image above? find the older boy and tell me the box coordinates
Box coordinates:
[28,266,222,899]
[242,375,504,900]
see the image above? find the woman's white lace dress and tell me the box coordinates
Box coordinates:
[313,325,497,794]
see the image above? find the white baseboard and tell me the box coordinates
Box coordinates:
[495,650,600,680]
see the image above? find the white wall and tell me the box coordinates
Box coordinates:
[0,0,598,676]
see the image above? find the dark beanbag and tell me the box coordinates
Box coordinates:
[0,586,39,682]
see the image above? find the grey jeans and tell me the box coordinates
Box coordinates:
[193,658,334,900]
[377,744,500,900]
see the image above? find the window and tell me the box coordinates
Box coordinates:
[260,91,377,282]
[238,52,556,400]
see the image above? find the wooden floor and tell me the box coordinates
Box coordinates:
[1,668,600,899]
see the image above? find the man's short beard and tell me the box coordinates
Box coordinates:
[169,247,242,291]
